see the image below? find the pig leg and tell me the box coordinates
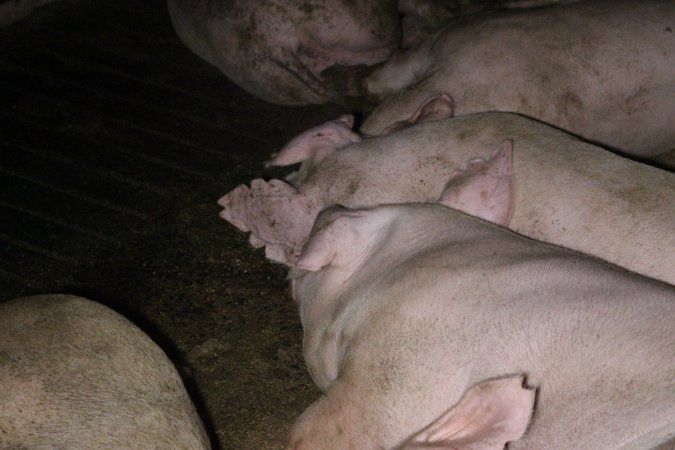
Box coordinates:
[439,140,514,226]
[398,376,535,450]
[218,179,319,266]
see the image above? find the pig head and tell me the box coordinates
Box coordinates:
[167,0,399,105]
[286,199,675,449]
[219,111,675,285]
[0,294,210,449]
[362,0,675,156]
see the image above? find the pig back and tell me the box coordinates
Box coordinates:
[0,294,209,450]
[363,0,675,155]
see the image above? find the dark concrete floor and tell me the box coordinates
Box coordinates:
[0,1,347,448]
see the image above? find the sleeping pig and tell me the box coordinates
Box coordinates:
[167,0,400,105]
[285,197,675,449]
[0,294,210,449]
[362,0,675,157]
[218,111,675,285]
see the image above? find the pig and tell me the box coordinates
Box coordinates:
[285,198,675,449]
[167,0,400,105]
[398,0,581,49]
[0,0,56,27]
[362,0,675,157]
[0,294,210,450]
[218,111,675,285]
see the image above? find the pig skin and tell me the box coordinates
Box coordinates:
[167,0,400,105]
[362,0,675,157]
[286,203,675,449]
[219,112,675,285]
[0,294,210,450]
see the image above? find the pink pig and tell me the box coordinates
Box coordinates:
[362,0,675,157]
[219,108,675,285]
[286,195,675,448]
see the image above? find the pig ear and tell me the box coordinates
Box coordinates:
[402,376,535,450]
[294,208,371,272]
[218,179,317,266]
[381,94,454,135]
[265,115,360,167]
[294,228,337,272]
[439,140,514,226]
[410,93,454,124]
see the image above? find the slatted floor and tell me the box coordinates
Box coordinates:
[0,0,347,448]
